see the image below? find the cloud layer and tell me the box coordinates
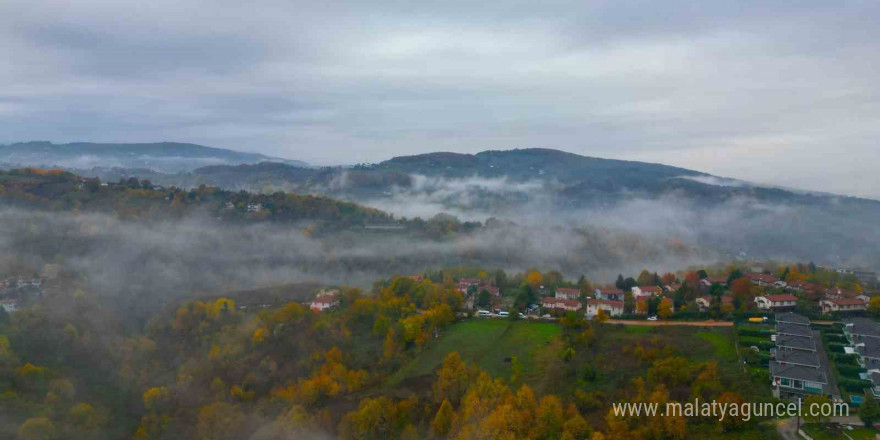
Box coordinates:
[2,1,879,196]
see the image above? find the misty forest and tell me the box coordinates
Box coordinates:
[0,144,878,440]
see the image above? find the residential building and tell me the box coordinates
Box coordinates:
[594,288,625,301]
[819,298,866,314]
[754,294,798,310]
[585,299,624,317]
[555,287,581,300]
[776,312,810,327]
[631,285,661,299]
[844,318,880,344]
[309,295,339,312]
[776,334,816,352]
[542,297,583,312]
[747,273,779,287]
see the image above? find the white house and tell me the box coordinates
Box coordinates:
[555,287,581,300]
[542,297,583,312]
[309,295,339,312]
[594,288,625,301]
[819,298,866,314]
[585,299,624,317]
[631,286,661,299]
[754,294,798,310]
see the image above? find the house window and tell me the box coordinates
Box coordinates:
[780,378,790,386]
[793,380,803,389]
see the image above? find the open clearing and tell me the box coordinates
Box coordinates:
[386,318,561,388]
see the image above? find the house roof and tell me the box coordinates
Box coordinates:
[748,273,779,283]
[635,285,661,293]
[845,318,880,338]
[311,295,338,305]
[770,361,826,384]
[543,297,582,308]
[587,298,624,308]
[556,287,581,295]
[776,334,816,351]
[824,298,866,306]
[775,349,820,368]
[763,294,798,302]
[776,322,813,338]
[775,312,810,326]
[856,338,880,360]
[703,277,727,284]
[596,288,623,295]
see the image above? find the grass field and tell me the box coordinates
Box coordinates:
[385,318,561,388]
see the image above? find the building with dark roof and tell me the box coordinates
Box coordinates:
[776,312,810,326]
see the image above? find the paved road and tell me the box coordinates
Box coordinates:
[777,417,864,440]
[604,319,733,327]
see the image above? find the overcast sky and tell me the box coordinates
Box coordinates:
[2,1,879,197]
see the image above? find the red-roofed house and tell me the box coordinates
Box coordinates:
[555,287,581,300]
[754,294,797,310]
[542,297,583,312]
[586,299,624,317]
[700,277,727,289]
[631,285,661,298]
[747,273,779,287]
[310,295,339,312]
[820,298,866,314]
[595,288,625,301]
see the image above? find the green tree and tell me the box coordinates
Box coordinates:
[804,395,831,424]
[860,393,880,426]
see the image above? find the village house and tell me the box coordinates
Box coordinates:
[696,296,712,311]
[695,295,731,312]
[542,297,583,312]
[554,287,581,300]
[699,277,727,290]
[754,294,798,311]
[456,277,486,294]
[585,299,624,317]
[747,273,779,287]
[819,298,867,314]
[631,285,661,299]
[664,283,682,293]
[246,203,263,213]
[594,288,625,302]
[854,337,880,369]
[309,293,339,312]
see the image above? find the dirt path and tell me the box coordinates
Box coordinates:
[604,319,733,327]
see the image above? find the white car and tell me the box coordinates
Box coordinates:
[647,316,658,321]
[477,310,491,317]
[498,311,509,318]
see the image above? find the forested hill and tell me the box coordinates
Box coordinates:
[0,141,307,172]
[0,168,393,230]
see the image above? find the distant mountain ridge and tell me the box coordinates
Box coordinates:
[0,141,308,173]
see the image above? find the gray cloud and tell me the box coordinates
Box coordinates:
[1,1,879,196]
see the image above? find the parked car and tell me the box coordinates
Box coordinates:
[477,310,491,317]
[498,311,509,318]
[647,316,658,321]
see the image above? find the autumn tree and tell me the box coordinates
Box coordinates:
[637,270,654,287]
[196,402,245,440]
[869,297,880,317]
[18,417,55,440]
[432,399,454,437]
[433,352,472,405]
[657,298,673,319]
